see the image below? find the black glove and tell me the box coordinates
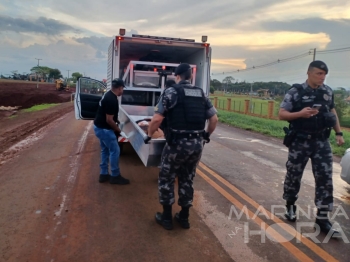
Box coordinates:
[144,136,152,144]
[204,132,210,143]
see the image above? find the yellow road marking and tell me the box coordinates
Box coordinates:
[198,162,339,262]
[196,169,313,262]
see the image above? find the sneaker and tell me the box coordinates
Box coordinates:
[175,212,190,229]
[109,175,130,185]
[99,174,110,183]
[155,212,173,230]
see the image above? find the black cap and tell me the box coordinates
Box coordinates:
[174,63,191,76]
[309,60,328,74]
[111,78,125,88]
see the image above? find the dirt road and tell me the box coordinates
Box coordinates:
[0,111,349,262]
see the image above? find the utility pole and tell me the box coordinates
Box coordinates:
[35,58,42,66]
[67,70,70,87]
[35,58,42,88]
[250,82,254,113]
[312,48,316,61]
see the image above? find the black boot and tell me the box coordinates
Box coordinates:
[285,201,297,222]
[315,209,340,237]
[175,206,190,229]
[155,205,173,230]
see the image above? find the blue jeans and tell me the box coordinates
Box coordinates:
[93,125,121,177]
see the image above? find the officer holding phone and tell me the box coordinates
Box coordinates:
[278,60,345,237]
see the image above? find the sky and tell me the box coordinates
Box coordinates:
[0,0,350,87]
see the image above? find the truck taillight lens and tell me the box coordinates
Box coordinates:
[117,36,124,40]
[202,43,210,55]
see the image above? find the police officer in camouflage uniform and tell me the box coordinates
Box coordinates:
[279,60,345,236]
[145,63,218,230]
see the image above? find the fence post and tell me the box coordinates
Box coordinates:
[227,98,231,111]
[244,100,250,114]
[268,101,274,119]
[214,97,218,108]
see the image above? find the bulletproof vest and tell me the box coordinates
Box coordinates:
[168,84,206,131]
[290,84,332,132]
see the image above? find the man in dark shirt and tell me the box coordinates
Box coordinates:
[93,79,130,185]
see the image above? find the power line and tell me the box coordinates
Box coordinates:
[318,47,350,54]
[212,52,311,75]
[212,45,350,76]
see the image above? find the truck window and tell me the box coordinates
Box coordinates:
[121,90,161,106]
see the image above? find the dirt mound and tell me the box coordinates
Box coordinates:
[0,80,73,109]
[0,102,73,156]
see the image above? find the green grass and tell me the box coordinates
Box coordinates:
[22,104,58,112]
[340,116,350,128]
[218,109,350,156]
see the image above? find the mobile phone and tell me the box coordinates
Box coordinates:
[312,104,322,110]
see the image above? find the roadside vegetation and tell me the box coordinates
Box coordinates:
[23,104,58,112]
[217,109,350,157]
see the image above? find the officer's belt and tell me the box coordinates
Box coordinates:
[171,130,205,139]
[295,130,326,140]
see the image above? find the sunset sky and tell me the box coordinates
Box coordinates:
[1,0,349,87]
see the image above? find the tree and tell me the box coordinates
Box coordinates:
[30,66,51,81]
[222,76,235,92]
[71,72,83,83]
[334,90,348,121]
[49,69,63,80]
[210,86,215,94]
[210,79,222,91]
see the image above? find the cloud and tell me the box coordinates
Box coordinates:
[0,15,80,35]
[75,36,111,52]
[1,0,350,87]
[261,18,350,48]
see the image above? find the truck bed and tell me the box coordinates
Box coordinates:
[119,105,165,167]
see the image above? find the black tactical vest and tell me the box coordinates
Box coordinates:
[168,84,206,131]
[290,84,332,132]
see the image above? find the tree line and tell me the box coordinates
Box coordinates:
[1,66,84,84]
[210,76,292,96]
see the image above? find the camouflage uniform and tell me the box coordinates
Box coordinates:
[280,82,334,211]
[155,81,217,207]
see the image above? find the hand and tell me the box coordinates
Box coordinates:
[144,136,152,144]
[299,107,319,118]
[114,131,121,138]
[336,135,345,146]
[203,132,210,143]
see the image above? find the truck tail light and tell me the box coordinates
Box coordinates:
[202,43,210,56]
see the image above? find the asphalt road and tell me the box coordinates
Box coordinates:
[0,112,349,262]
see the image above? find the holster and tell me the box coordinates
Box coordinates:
[166,132,175,145]
[283,127,296,148]
[324,128,331,139]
